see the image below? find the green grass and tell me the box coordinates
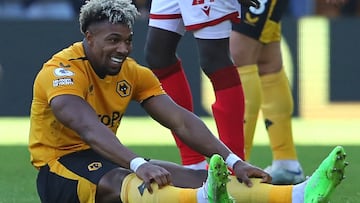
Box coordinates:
[1,145,358,203]
[1,116,359,202]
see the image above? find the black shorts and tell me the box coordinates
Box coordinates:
[36,149,119,203]
[233,0,289,43]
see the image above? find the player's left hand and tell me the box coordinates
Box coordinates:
[135,162,172,193]
[238,0,260,8]
[232,161,272,187]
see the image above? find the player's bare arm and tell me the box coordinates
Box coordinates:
[50,94,172,192]
[142,94,271,186]
[142,94,231,158]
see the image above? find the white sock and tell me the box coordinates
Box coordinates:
[196,182,208,203]
[184,160,208,170]
[292,180,307,203]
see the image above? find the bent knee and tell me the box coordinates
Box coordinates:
[96,168,131,203]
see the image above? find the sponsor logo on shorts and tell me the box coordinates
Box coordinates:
[88,162,102,171]
[53,78,74,87]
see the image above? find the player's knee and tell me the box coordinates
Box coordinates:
[144,45,178,69]
[258,60,282,75]
[262,98,293,116]
[96,168,131,203]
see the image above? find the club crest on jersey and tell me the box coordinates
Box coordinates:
[54,67,74,77]
[88,162,102,171]
[116,80,131,97]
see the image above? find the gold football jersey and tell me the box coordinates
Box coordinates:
[29,42,165,168]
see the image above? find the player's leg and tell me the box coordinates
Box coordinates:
[149,146,347,202]
[230,0,303,184]
[227,146,347,203]
[194,20,245,160]
[230,0,279,161]
[230,31,263,160]
[257,1,304,185]
[120,154,233,203]
[150,146,347,202]
[257,42,304,184]
[145,1,207,168]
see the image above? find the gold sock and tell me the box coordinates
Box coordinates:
[237,64,262,160]
[120,174,198,203]
[260,68,297,160]
[228,176,293,202]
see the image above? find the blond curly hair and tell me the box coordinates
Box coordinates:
[79,0,139,34]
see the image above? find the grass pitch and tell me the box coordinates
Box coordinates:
[1,116,359,202]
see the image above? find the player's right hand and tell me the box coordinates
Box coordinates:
[238,0,260,8]
[135,163,172,193]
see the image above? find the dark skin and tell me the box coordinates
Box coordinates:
[50,21,271,202]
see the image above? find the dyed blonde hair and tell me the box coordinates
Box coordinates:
[79,0,139,34]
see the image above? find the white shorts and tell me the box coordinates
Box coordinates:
[148,0,241,39]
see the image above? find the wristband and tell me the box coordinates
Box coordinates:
[225,153,242,169]
[130,157,147,172]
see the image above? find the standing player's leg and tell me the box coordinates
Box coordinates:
[258,42,304,184]
[145,0,247,168]
[197,37,246,160]
[230,32,262,161]
[230,0,304,184]
[145,25,207,169]
[192,15,246,160]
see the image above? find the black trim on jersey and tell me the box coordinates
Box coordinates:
[69,56,88,61]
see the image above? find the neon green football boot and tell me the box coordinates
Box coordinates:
[207,154,234,203]
[304,146,348,202]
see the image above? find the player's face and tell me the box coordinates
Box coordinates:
[86,21,133,77]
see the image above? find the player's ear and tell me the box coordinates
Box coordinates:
[85,30,94,45]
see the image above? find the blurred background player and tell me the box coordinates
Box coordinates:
[144,0,261,169]
[229,0,305,184]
